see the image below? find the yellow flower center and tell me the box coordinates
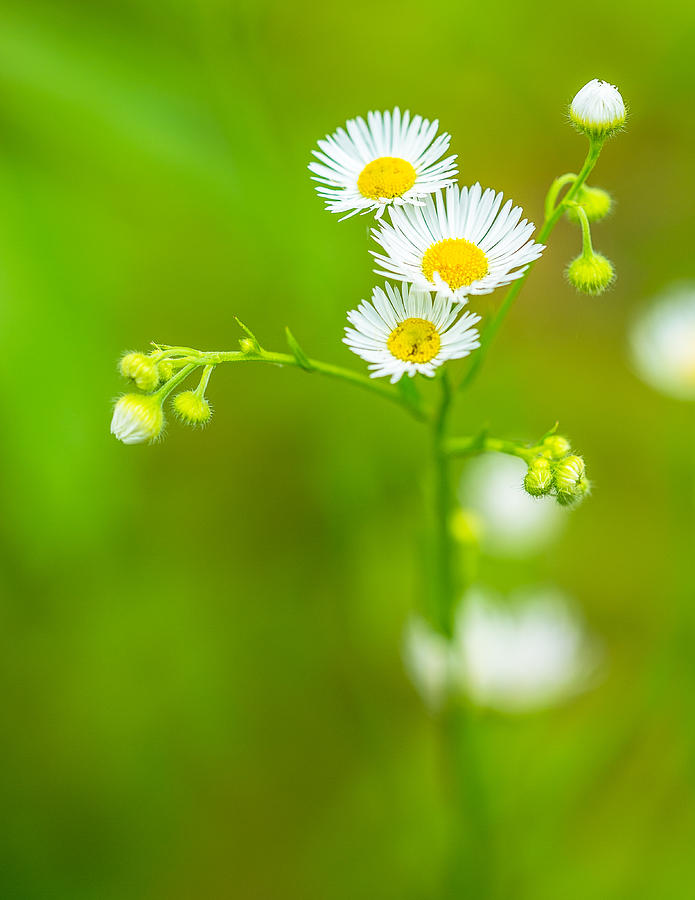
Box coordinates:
[357,156,417,200]
[421,238,489,291]
[387,317,441,363]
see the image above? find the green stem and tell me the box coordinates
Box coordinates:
[544,172,577,220]
[432,373,456,637]
[445,434,537,462]
[162,346,429,422]
[569,202,595,258]
[458,137,603,393]
[154,363,197,400]
[440,704,492,896]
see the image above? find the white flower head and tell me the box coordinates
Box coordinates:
[371,184,544,303]
[111,393,164,444]
[629,283,695,401]
[570,79,626,137]
[344,282,480,383]
[309,107,458,221]
[403,588,600,714]
[459,454,564,557]
[452,587,600,713]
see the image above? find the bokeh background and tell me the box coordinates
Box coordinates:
[2,0,695,897]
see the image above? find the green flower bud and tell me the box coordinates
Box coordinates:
[541,435,572,460]
[119,352,160,392]
[524,457,554,497]
[554,455,589,506]
[173,391,212,426]
[111,394,164,444]
[566,186,612,224]
[239,337,260,355]
[566,252,615,296]
[158,359,174,382]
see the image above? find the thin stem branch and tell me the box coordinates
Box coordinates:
[160,346,429,422]
[458,137,603,394]
[445,434,538,461]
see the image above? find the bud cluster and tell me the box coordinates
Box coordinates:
[563,79,625,297]
[111,345,214,444]
[523,435,590,506]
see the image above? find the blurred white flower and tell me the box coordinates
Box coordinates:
[629,283,695,401]
[404,587,599,713]
[452,587,599,712]
[459,453,564,557]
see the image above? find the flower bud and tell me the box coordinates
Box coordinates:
[566,252,615,296]
[119,352,160,392]
[111,394,164,444]
[158,359,174,382]
[239,337,260,355]
[570,79,626,139]
[554,455,589,506]
[541,435,572,460]
[524,457,554,497]
[566,186,612,223]
[173,391,212,425]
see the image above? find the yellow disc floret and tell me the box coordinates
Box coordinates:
[387,317,441,363]
[421,238,489,291]
[357,156,417,201]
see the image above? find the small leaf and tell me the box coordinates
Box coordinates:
[234,317,260,344]
[397,376,421,410]
[285,327,314,372]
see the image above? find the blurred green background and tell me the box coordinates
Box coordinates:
[2,0,695,897]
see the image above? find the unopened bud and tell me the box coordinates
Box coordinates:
[158,359,174,382]
[239,337,260,355]
[524,457,554,497]
[567,252,615,296]
[554,455,589,506]
[173,391,212,425]
[570,79,626,139]
[566,186,612,223]
[541,435,572,460]
[111,394,164,444]
[119,352,160,392]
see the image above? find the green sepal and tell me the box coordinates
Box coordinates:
[285,327,314,372]
[234,317,262,352]
[397,376,423,413]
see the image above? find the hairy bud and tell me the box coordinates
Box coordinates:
[524,457,554,497]
[173,391,212,426]
[566,252,615,296]
[119,352,160,392]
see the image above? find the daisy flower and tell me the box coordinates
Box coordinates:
[344,282,480,383]
[371,183,545,303]
[309,107,458,220]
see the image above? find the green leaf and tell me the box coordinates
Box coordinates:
[397,376,421,410]
[234,317,259,343]
[285,327,314,372]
